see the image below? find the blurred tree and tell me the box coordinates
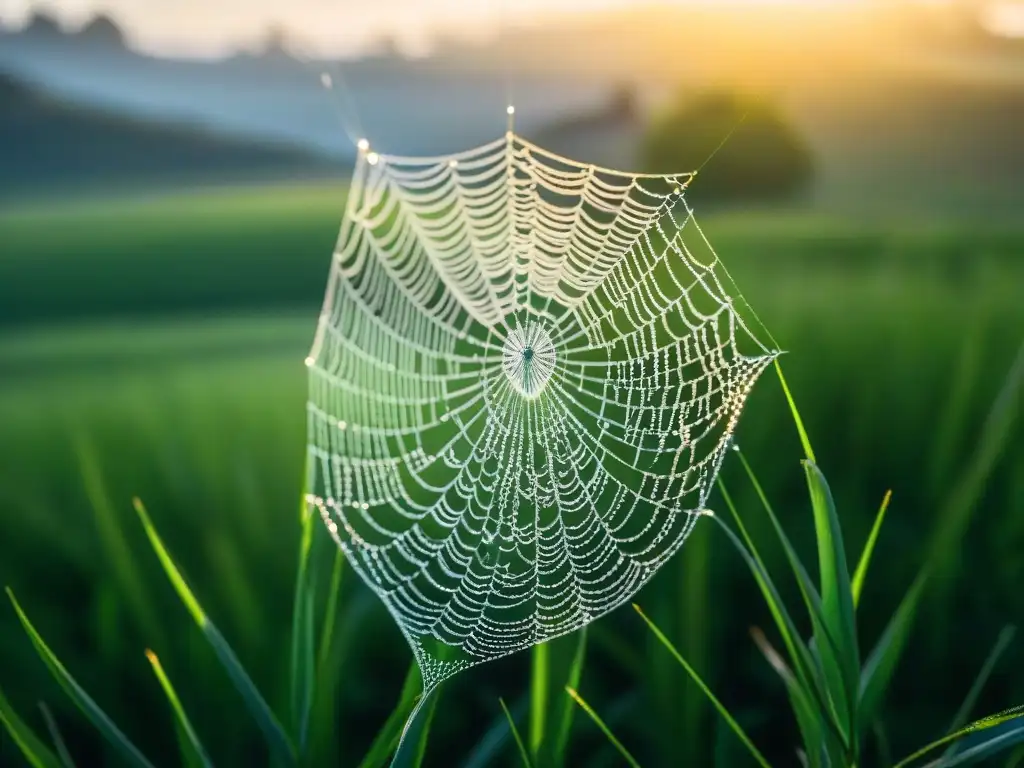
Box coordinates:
[641,90,814,203]
[23,10,63,38]
[260,22,293,58]
[608,82,640,122]
[77,14,127,49]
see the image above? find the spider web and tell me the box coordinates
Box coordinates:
[305,132,779,693]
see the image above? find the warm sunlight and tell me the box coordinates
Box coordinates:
[981,1,1024,38]
[4,0,876,56]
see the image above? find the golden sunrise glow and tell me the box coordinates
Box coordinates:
[4,0,1021,56]
[981,1,1024,38]
[2,0,883,57]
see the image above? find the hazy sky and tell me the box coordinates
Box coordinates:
[2,0,871,56]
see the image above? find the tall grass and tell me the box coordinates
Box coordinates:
[2,194,1023,765]
[4,350,1020,767]
[568,357,1024,767]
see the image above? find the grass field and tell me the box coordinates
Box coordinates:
[1,183,1022,766]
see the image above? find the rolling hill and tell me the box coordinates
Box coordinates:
[0,72,339,198]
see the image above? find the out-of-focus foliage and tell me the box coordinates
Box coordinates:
[641,90,814,202]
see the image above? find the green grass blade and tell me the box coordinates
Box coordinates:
[530,642,550,757]
[75,434,162,640]
[0,685,63,768]
[926,322,984,492]
[750,628,829,768]
[552,629,587,766]
[37,703,75,768]
[734,450,853,740]
[144,650,214,768]
[712,490,846,747]
[852,490,892,610]
[859,571,928,724]
[462,697,529,768]
[803,460,860,741]
[893,706,1024,768]
[392,687,440,768]
[937,721,1024,768]
[317,546,346,675]
[942,625,1017,759]
[715,482,814,676]
[358,664,420,768]
[927,340,1024,579]
[132,498,296,766]
[565,687,642,768]
[290,492,317,754]
[500,698,534,768]
[6,589,155,768]
[774,360,816,463]
[307,543,347,765]
[873,722,894,768]
[635,604,771,768]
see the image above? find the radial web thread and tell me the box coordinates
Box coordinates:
[305,133,779,692]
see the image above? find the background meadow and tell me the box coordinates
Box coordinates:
[1,1,1023,766]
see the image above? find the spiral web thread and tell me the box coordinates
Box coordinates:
[305,132,779,693]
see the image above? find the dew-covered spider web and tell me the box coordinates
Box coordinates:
[304,131,779,696]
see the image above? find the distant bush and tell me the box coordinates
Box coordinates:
[641,90,814,202]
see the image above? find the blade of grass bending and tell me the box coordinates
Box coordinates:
[38,703,75,768]
[852,490,892,610]
[132,499,296,766]
[0,685,63,768]
[530,642,550,757]
[565,687,642,768]
[553,629,587,766]
[859,571,928,725]
[290,490,317,754]
[358,664,421,768]
[634,604,770,768]
[734,450,855,741]
[6,589,155,768]
[500,698,534,768]
[774,360,816,463]
[750,628,830,768]
[390,687,440,768]
[935,721,1024,768]
[892,706,1024,768]
[145,650,213,768]
[803,461,860,746]
[942,626,1017,761]
[715,482,812,673]
[714,487,847,750]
